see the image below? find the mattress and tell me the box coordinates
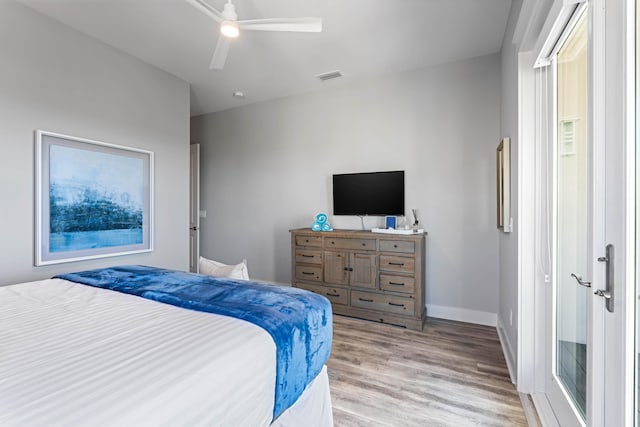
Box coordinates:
[0,278,329,426]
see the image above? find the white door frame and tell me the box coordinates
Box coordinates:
[189,143,201,273]
[596,0,637,424]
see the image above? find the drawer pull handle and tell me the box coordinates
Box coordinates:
[362,243,366,246]
[388,302,405,307]
[358,298,374,302]
[394,244,398,248]
[343,267,353,272]
[326,292,340,297]
[302,272,315,275]
[301,254,314,258]
[388,282,405,286]
[305,239,309,243]
[389,262,405,266]
[331,241,335,245]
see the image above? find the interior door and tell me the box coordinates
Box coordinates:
[189,143,200,273]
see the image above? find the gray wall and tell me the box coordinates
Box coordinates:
[191,54,502,319]
[0,1,191,286]
[498,0,523,366]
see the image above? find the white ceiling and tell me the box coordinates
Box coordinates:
[18,0,512,116]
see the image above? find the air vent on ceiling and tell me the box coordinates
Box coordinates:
[315,70,343,82]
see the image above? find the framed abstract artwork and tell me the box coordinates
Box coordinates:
[35,130,153,265]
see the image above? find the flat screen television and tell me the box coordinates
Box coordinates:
[333,170,404,216]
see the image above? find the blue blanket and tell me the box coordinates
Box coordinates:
[55,265,333,419]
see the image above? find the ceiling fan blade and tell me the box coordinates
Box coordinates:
[238,17,322,33]
[184,0,224,24]
[210,37,231,70]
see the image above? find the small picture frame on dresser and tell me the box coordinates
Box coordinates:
[385,216,397,229]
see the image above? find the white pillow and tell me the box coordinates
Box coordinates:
[199,256,250,281]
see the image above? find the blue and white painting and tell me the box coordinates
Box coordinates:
[49,145,144,252]
[36,131,153,265]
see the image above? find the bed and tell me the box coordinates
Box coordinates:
[0,266,334,426]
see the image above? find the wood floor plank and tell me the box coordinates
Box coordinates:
[328,315,530,426]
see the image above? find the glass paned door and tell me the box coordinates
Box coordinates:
[555,10,589,421]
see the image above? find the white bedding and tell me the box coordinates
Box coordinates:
[0,278,331,426]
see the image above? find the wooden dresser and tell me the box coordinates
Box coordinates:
[290,228,426,330]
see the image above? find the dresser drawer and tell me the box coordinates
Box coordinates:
[324,237,376,251]
[379,239,415,254]
[294,249,322,265]
[295,234,323,247]
[379,255,415,273]
[295,265,322,282]
[351,291,415,315]
[380,274,416,294]
[296,282,349,305]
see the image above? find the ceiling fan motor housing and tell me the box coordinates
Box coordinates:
[222,2,238,21]
[185,0,322,70]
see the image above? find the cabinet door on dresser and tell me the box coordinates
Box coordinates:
[325,251,376,288]
[323,251,349,285]
[349,253,377,289]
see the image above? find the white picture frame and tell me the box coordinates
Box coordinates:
[35,130,154,266]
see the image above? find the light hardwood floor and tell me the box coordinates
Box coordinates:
[327,315,530,426]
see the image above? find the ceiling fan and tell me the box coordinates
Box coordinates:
[185,0,322,70]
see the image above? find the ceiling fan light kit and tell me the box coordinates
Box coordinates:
[185,0,322,70]
[220,20,239,38]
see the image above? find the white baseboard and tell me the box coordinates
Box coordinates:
[426,304,497,327]
[496,317,517,384]
[531,392,560,427]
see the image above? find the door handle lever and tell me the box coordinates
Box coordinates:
[595,244,614,312]
[570,273,591,287]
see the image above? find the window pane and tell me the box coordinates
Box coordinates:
[556,10,588,420]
